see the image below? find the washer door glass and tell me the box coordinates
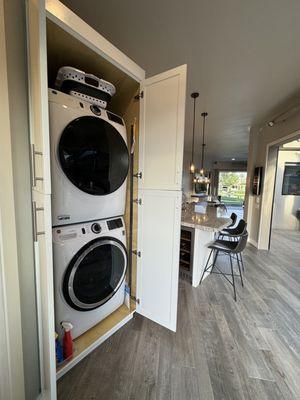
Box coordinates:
[63,238,127,311]
[58,116,129,195]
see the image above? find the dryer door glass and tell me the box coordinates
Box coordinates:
[58,116,129,195]
[63,239,127,311]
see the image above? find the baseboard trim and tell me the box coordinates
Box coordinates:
[248,238,258,248]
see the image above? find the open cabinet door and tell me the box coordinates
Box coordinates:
[26,0,56,398]
[137,65,187,331]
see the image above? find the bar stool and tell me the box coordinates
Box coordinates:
[227,212,238,229]
[219,218,246,240]
[219,219,247,271]
[200,232,248,301]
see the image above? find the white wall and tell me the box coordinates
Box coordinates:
[272,150,300,230]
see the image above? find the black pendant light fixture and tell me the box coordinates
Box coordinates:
[189,92,199,174]
[200,112,208,175]
[198,111,210,184]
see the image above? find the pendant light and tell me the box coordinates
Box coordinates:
[200,112,208,175]
[189,92,199,174]
[198,112,210,184]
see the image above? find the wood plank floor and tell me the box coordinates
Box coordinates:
[57,230,300,400]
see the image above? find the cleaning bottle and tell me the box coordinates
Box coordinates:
[55,332,64,364]
[61,321,74,360]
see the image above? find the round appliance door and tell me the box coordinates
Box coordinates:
[63,238,127,311]
[58,116,129,195]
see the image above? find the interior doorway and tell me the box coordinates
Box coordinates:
[270,138,300,250]
[259,132,300,250]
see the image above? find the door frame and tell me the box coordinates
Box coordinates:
[258,129,300,249]
[0,0,25,397]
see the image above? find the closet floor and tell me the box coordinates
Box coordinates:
[57,231,300,400]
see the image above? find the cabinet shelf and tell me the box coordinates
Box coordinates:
[180,248,190,255]
[181,236,191,243]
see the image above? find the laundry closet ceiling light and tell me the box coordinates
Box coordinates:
[189,92,199,174]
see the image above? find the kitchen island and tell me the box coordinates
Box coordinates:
[180,203,232,287]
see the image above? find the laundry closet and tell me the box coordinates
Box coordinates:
[27,0,186,398]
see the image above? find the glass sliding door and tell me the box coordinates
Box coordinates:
[218,171,247,207]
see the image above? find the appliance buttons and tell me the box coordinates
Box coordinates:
[90,105,101,116]
[91,223,101,234]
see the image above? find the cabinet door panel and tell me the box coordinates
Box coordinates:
[137,190,181,331]
[32,191,56,399]
[139,65,187,191]
[27,0,51,194]
[26,0,56,398]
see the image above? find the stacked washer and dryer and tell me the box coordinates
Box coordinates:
[50,67,129,339]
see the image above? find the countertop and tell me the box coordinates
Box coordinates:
[181,203,232,232]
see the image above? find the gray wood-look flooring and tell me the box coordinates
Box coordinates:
[57,230,300,400]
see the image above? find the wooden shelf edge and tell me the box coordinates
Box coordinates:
[180,259,190,266]
[56,303,136,380]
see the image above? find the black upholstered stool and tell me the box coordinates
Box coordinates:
[219,219,247,271]
[227,212,238,229]
[200,232,248,301]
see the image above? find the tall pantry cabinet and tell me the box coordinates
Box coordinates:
[26,0,187,398]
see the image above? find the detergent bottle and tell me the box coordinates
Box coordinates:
[55,332,64,364]
[61,321,74,360]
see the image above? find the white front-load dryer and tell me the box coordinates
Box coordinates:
[53,217,127,339]
[49,89,129,226]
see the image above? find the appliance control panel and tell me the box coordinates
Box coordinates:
[53,217,124,242]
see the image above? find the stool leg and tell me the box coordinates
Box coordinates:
[236,253,244,287]
[240,253,245,272]
[210,250,219,274]
[229,253,237,301]
[200,249,213,284]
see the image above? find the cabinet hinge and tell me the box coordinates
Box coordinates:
[130,296,140,305]
[134,91,144,100]
[133,198,142,205]
[133,171,142,179]
[132,250,141,257]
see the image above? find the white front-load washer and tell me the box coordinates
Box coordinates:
[53,216,127,339]
[49,89,129,226]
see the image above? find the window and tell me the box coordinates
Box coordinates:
[218,171,247,206]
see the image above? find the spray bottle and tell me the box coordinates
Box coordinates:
[61,321,74,360]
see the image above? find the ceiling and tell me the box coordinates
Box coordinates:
[60,0,300,163]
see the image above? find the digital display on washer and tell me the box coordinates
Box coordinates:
[107,218,123,230]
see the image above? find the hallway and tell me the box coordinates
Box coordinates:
[57,237,300,400]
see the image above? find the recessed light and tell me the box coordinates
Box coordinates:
[231,158,235,161]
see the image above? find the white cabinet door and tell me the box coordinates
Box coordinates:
[136,190,181,331]
[27,0,51,195]
[32,191,56,399]
[139,65,187,191]
[26,0,56,398]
